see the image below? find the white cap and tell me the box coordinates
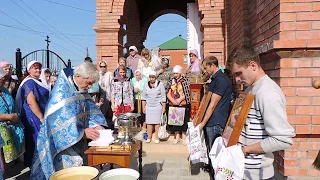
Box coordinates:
[149,71,157,76]
[0,68,6,79]
[135,69,141,74]
[129,46,138,52]
[27,60,41,71]
[172,65,182,74]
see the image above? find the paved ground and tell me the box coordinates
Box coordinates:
[4,153,210,180]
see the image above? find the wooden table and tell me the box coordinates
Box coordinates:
[84,140,143,180]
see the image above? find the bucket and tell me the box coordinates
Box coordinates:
[99,168,140,180]
[50,166,99,180]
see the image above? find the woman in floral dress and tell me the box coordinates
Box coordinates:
[166,65,191,145]
[111,65,134,127]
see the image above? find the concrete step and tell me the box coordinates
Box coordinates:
[141,134,189,154]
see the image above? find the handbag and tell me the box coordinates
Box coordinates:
[158,113,170,140]
[0,92,23,163]
[168,106,186,126]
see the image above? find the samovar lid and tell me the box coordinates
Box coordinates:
[117,112,140,120]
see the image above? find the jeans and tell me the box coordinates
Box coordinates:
[204,125,223,180]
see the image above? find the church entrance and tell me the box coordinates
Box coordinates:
[95,0,226,70]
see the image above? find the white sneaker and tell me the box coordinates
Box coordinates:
[146,139,151,143]
[154,140,160,144]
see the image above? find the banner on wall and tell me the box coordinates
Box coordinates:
[187,3,203,64]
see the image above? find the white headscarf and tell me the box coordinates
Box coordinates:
[149,70,157,77]
[135,69,141,74]
[129,46,138,53]
[173,65,182,74]
[39,68,52,92]
[151,47,162,69]
[27,60,40,72]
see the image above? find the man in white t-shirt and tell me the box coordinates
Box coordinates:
[227,45,295,180]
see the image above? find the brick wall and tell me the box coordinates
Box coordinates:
[123,0,143,51]
[251,0,320,178]
[198,0,226,66]
[227,0,250,52]
[226,0,320,179]
[95,0,126,70]
[279,55,320,178]
[250,0,280,52]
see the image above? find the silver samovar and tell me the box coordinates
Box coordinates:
[117,113,140,145]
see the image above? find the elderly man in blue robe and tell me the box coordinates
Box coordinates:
[30,62,107,179]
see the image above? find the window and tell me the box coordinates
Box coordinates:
[183,54,188,64]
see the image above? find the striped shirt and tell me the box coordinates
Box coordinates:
[238,75,294,180]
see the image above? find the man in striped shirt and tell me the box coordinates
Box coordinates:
[227,45,295,180]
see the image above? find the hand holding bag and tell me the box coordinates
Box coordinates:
[158,113,170,140]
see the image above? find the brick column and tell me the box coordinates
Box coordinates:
[123,0,144,53]
[252,0,320,179]
[95,0,126,70]
[226,0,320,178]
[198,1,226,67]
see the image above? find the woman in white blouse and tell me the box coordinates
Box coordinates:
[137,48,156,78]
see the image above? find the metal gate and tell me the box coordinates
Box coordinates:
[15,48,71,79]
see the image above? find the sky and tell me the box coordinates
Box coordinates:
[0,0,187,68]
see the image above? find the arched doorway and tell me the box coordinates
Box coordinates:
[95,0,226,70]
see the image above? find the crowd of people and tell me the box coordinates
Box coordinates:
[0,44,294,180]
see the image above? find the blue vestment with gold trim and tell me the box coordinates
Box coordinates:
[30,68,107,179]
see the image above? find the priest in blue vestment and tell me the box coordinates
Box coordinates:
[30,62,107,180]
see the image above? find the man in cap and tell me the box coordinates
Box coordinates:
[126,46,141,73]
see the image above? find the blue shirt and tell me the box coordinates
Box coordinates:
[207,70,232,128]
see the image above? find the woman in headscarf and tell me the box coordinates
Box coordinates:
[15,60,49,167]
[142,71,166,144]
[151,47,162,70]
[0,68,24,175]
[155,57,173,88]
[186,49,209,83]
[50,75,57,88]
[39,68,52,92]
[0,61,18,98]
[111,64,134,127]
[131,69,148,140]
[166,65,190,145]
[137,48,157,78]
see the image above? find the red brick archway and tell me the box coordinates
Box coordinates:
[140,9,187,45]
[95,0,225,71]
[96,0,320,178]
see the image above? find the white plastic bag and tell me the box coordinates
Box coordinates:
[186,122,208,164]
[210,138,245,180]
[158,113,170,140]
